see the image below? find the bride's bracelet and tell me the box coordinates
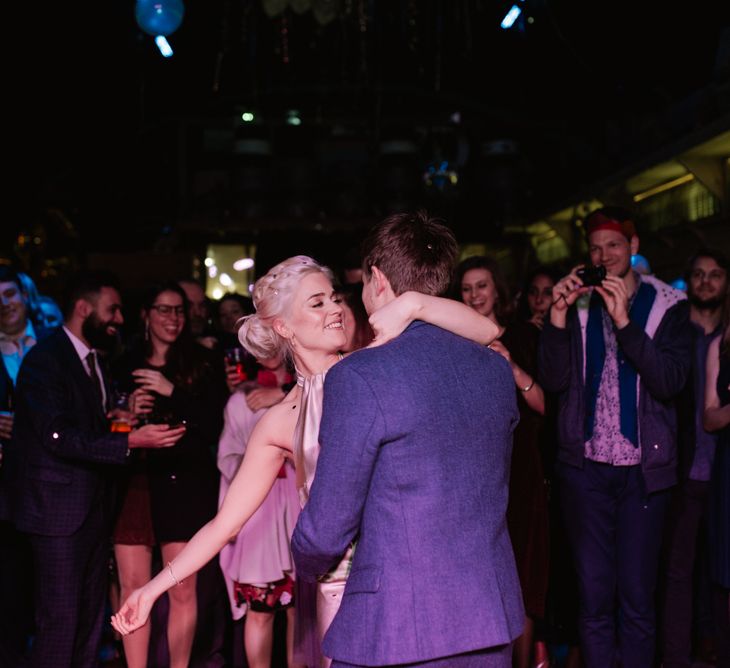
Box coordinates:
[167,561,183,587]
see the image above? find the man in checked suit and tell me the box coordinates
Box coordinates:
[3,271,186,668]
[292,212,524,667]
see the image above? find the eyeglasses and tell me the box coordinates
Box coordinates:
[150,304,185,318]
[691,269,727,282]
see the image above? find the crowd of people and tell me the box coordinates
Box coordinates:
[0,207,727,668]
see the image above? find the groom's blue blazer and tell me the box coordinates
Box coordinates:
[292,321,525,666]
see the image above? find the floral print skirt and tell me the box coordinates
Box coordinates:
[233,573,295,614]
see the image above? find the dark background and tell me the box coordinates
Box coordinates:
[7,0,730,279]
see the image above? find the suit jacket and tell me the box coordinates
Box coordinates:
[4,328,129,536]
[291,321,525,666]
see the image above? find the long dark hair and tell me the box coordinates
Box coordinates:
[516,265,561,321]
[141,282,209,387]
[451,255,512,324]
[337,283,373,351]
[722,290,730,359]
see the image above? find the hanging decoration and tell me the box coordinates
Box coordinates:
[135,0,185,37]
[261,0,340,26]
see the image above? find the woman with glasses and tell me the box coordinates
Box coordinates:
[111,282,228,668]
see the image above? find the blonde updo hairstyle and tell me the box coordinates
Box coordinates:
[238,255,335,361]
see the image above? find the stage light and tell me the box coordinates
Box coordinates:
[219,273,233,287]
[204,257,214,267]
[241,112,255,122]
[233,258,255,271]
[208,265,218,278]
[501,5,522,29]
[155,35,174,57]
[212,288,223,299]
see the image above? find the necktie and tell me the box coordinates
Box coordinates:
[86,351,105,409]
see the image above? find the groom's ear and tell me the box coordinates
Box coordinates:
[370,265,391,297]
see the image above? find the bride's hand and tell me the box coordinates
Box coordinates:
[111,588,154,636]
[367,291,420,348]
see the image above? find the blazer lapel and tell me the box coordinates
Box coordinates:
[58,330,108,424]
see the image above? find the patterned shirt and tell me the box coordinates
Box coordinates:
[584,283,642,466]
[688,322,720,481]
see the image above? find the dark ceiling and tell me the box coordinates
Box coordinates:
[10,0,730,260]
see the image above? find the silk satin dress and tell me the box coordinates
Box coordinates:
[293,368,354,668]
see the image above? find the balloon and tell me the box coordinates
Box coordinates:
[135,0,185,37]
[670,278,688,292]
[630,253,652,275]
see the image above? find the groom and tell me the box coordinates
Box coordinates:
[291,211,524,667]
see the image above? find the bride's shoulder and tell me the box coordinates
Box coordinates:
[250,395,298,451]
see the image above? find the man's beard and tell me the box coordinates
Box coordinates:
[82,312,117,352]
[689,293,724,311]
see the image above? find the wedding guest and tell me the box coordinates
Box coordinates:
[113,282,228,668]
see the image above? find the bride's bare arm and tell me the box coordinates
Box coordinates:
[111,405,292,635]
[368,291,500,346]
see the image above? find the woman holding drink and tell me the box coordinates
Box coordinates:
[113,257,499,665]
[111,282,228,668]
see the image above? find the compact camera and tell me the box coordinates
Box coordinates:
[576,264,607,286]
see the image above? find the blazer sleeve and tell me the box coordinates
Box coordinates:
[17,344,128,465]
[615,300,692,401]
[291,362,386,582]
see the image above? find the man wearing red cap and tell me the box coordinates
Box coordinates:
[538,206,692,668]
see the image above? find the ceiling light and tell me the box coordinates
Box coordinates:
[155,36,174,58]
[501,5,522,29]
[233,258,255,271]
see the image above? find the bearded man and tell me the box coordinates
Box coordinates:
[660,248,729,668]
[3,271,186,668]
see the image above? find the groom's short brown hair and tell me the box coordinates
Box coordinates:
[361,210,458,297]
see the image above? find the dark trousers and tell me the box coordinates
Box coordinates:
[331,643,512,667]
[558,459,670,668]
[660,478,710,668]
[0,519,34,667]
[27,502,109,668]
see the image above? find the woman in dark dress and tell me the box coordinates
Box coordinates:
[454,256,550,668]
[703,312,730,667]
[112,282,228,668]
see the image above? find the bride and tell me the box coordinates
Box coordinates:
[112,255,499,664]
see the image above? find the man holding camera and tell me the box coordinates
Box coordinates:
[539,207,692,668]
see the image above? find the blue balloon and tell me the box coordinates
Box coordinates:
[136,0,185,37]
[630,253,652,275]
[671,278,688,292]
